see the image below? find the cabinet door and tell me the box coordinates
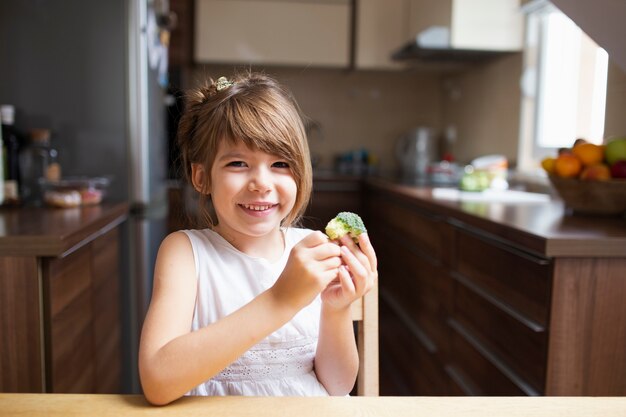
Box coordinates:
[450,0,522,51]
[450,226,552,395]
[356,0,408,70]
[195,0,350,67]
[45,246,95,393]
[0,257,42,392]
[91,228,122,393]
[408,0,522,51]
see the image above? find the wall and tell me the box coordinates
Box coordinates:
[604,62,626,139]
[441,53,523,164]
[186,65,444,172]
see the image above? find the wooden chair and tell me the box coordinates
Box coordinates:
[350,280,379,396]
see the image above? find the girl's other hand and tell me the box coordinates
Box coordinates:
[321,233,378,311]
[271,231,342,312]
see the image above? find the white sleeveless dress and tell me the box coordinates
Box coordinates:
[181,227,329,396]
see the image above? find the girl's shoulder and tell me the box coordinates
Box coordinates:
[176,228,229,252]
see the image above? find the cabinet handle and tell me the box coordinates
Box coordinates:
[380,288,438,354]
[451,271,546,333]
[448,219,550,265]
[444,365,480,396]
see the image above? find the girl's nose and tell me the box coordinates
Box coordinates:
[248,168,272,192]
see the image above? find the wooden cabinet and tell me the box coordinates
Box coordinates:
[407,0,522,51]
[365,181,626,396]
[367,193,455,395]
[368,191,552,395]
[194,0,351,67]
[0,204,127,393]
[448,225,552,395]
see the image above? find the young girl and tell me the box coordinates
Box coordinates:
[138,72,377,405]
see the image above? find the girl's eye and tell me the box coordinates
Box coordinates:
[227,161,247,167]
[272,161,290,168]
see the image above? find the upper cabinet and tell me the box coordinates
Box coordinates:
[407,0,522,51]
[190,0,522,70]
[355,0,522,69]
[194,0,351,67]
[355,0,408,70]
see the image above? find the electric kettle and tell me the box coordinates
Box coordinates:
[395,127,438,178]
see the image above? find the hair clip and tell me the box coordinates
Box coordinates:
[216,76,234,91]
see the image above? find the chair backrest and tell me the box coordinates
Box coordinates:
[350,280,379,396]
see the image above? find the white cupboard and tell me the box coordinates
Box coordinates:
[408,0,523,51]
[194,0,351,67]
[355,0,409,70]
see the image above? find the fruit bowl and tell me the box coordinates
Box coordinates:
[548,175,626,215]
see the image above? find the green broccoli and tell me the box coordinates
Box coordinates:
[325,211,367,243]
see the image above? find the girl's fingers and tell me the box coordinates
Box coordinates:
[311,241,342,261]
[320,256,342,272]
[358,233,378,271]
[338,265,356,295]
[339,245,368,290]
[339,235,372,271]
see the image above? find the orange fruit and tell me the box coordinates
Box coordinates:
[572,143,604,166]
[554,154,582,178]
[580,163,611,181]
[541,157,556,174]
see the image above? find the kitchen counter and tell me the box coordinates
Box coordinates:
[366,177,626,257]
[365,176,626,396]
[0,202,128,393]
[0,202,129,257]
[1,394,626,417]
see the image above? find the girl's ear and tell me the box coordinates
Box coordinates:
[191,163,210,194]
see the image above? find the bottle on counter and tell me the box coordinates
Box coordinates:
[18,128,60,206]
[1,104,21,205]
[0,124,4,205]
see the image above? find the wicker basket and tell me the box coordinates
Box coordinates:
[549,175,626,215]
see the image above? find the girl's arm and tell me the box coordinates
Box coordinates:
[315,233,378,395]
[139,231,341,405]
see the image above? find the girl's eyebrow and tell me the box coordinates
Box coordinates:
[217,152,247,161]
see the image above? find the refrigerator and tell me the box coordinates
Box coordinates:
[0,0,170,393]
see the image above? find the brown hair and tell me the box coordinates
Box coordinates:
[176,71,312,228]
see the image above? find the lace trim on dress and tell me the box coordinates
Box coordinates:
[211,337,317,382]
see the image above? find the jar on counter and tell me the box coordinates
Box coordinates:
[1,104,22,204]
[18,128,61,205]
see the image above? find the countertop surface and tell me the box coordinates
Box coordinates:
[1,394,626,417]
[366,177,626,257]
[0,202,129,257]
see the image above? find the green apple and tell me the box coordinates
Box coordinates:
[605,138,626,165]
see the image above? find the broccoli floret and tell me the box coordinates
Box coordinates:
[325,211,367,242]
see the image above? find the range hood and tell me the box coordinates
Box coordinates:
[392,25,518,64]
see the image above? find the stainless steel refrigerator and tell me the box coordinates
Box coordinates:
[0,0,170,393]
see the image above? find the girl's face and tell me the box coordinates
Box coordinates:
[207,140,297,243]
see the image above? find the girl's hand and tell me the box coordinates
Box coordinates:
[271,231,342,312]
[321,233,378,311]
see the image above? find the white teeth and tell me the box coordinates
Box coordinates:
[241,204,273,211]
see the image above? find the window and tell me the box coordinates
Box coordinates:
[517,0,608,174]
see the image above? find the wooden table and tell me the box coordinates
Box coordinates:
[1,394,626,417]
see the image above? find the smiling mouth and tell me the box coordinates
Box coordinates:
[239,203,277,211]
